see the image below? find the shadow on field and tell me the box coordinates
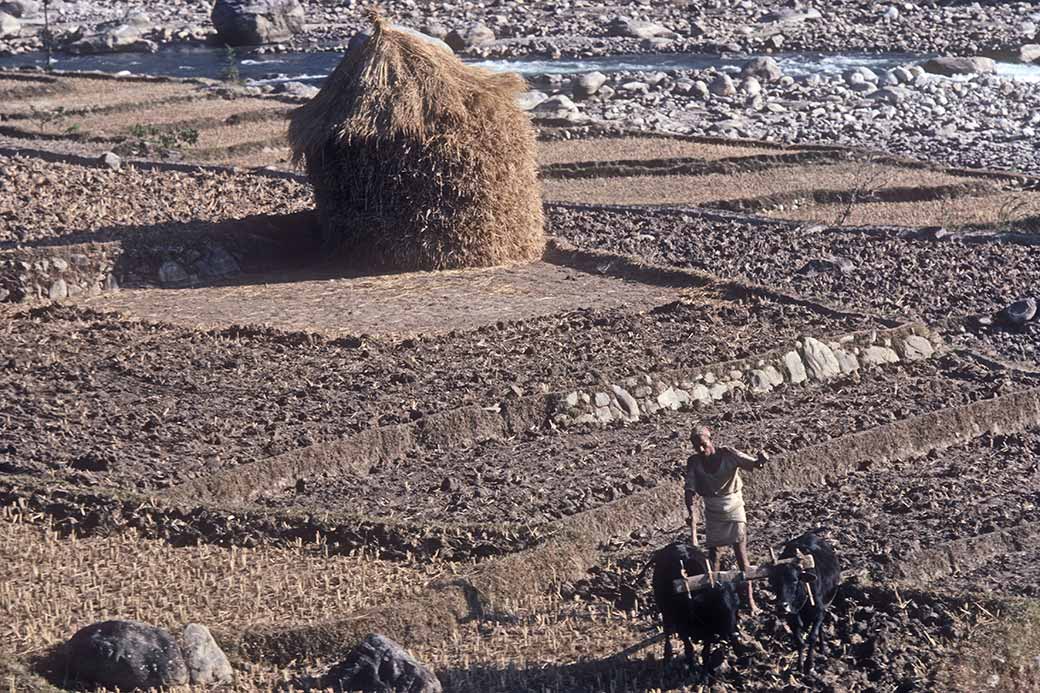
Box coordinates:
[287,655,710,693]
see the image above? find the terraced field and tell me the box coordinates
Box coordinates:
[2,69,1040,693]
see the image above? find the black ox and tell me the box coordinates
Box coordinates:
[766,529,841,672]
[651,541,741,681]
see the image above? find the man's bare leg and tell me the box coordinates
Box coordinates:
[734,540,758,614]
[708,546,721,573]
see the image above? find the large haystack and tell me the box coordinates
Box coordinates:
[288,13,545,270]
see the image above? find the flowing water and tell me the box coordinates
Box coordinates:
[2,45,1039,84]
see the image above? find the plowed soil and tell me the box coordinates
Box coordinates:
[0,292,866,490]
[0,155,310,247]
[560,429,1040,692]
[260,354,1038,526]
[549,205,1040,323]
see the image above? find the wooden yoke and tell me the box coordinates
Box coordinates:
[673,553,816,595]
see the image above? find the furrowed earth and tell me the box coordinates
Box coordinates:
[2,67,1039,693]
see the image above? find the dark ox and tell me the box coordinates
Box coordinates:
[651,541,740,680]
[766,529,840,672]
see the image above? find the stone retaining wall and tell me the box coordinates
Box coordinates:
[552,324,937,428]
[0,242,120,302]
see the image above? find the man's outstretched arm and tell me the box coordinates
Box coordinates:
[725,446,770,471]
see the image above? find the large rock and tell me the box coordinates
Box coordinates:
[999,297,1037,326]
[607,17,677,40]
[0,11,19,38]
[782,351,807,384]
[0,0,37,18]
[742,56,783,82]
[515,90,548,111]
[211,0,304,46]
[760,7,822,23]
[1018,44,1040,64]
[444,22,495,51]
[181,624,233,685]
[349,26,452,55]
[573,71,607,99]
[64,620,188,691]
[67,21,156,54]
[708,73,736,97]
[921,56,996,76]
[531,94,589,124]
[860,346,900,367]
[801,337,840,380]
[325,634,441,693]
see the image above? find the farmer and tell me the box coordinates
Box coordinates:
[685,425,769,612]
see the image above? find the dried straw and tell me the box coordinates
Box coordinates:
[288,12,545,270]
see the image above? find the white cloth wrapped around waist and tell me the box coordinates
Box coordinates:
[703,491,747,525]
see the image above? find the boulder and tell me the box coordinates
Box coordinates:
[801,337,841,380]
[515,90,548,111]
[573,71,607,99]
[181,624,233,685]
[211,0,304,46]
[998,297,1037,326]
[0,0,36,18]
[64,620,188,691]
[158,260,191,286]
[833,348,859,374]
[1018,44,1040,64]
[846,66,879,83]
[611,384,640,421]
[531,94,588,124]
[67,22,157,54]
[760,7,822,23]
[607,17,677,40]
[782,350,807,384]
[860,346,900,367]
[871,86,911,104]
[325,634,442,693]
[741,75,762,96]
[921,56,996,76]
[741,56,783,82]
[274,80,320,99]
[0,11,18,38]
[444,22,495,51]
[98,152,122,170]
[349,26,452,55]
[749,369,773,394]
[898,335,934,361]
[708,73,736,97]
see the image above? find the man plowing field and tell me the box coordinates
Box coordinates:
[685,425,769,612]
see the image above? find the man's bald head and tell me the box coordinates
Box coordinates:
[691,426,714,456]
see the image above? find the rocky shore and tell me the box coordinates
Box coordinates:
[0,0,1037,61]
[528,56,1040,175]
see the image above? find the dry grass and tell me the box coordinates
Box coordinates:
[288,13,544,270]
[763,190,1040,229]
[190,118,289,150]
[540,162,983,206]
[2,78,202,117]
[0,511,660,693]
[0,511,446,659]
[218,147,294,169]
[40,98,288,137]
[934,598,1040,692]
[538,136,796,165]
